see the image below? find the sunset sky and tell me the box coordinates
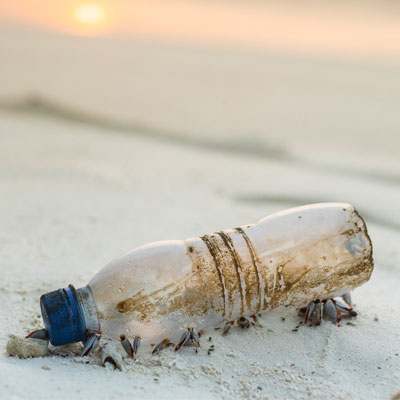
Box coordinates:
[1,0,400,59]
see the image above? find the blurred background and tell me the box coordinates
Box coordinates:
[1,0,400,166]
[1,0,400,273]
[1,2,400,398]
[1,0,400,263]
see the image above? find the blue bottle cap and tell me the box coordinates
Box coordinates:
[40,285,87,346]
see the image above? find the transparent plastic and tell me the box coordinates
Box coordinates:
[87,203,373,344]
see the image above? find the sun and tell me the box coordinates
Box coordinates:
[74,3,105,25]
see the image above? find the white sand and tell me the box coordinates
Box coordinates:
[1,23,400,400]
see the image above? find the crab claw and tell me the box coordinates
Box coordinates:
[304,301,316,325]
[221,321,234,336]
[152,339,171,355]
[174,329,191,352]
[120,334,134,358]
[80,333,101,356]
[26,329,48,341]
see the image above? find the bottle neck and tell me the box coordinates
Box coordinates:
[40,284,100,346]
[76,285,100,333]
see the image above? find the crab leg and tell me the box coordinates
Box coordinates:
[314,301,323,326]
[152,339,171,355]
[250,314,262,327]
[120,334,134,358]
[26,329,48,341]
[221,320,234,336]
[334,299,357,317]
[304,301,316,325]
[174,329,191,352]
[80,333,101,356]
[190,329,201,347]
[324,299,341,325]
[342,292,352,306]
[133,336,141,358]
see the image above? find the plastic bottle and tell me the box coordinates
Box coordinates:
[40,203,373,346]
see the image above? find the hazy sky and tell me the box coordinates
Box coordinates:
[1,0,400,59]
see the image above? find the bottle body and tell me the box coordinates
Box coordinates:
[88,203,373,344]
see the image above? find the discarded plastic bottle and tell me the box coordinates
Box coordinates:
[40,203,373,346]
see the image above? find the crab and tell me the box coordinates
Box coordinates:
[80,329,102,356]
[220,314,261,336]
[119,334,141,359]
[298,292,357,326]
[25,291,358,364]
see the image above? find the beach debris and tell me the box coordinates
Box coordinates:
[101,341,124,371]
[7,335,49,358]
[33,203,373,364]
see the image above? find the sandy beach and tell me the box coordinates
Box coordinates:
[1,3,400,398]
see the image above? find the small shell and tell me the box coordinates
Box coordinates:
[101,341,125,371]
